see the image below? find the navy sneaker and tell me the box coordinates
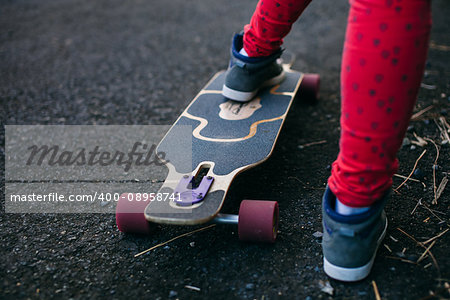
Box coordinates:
[222,33,285,102]
[322,187,388,282]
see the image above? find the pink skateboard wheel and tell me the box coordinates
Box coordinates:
[238,200,279,243]
[300,73,320,102]
[116,193,154,235]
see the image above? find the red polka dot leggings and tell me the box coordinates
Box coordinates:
[243,0,432,207]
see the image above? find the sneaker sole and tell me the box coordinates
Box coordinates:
[222,71,286,102]
[323,218,388,282]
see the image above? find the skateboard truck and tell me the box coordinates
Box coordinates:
[174,175,214,206]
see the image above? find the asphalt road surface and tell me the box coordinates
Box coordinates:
[1,0,449,299]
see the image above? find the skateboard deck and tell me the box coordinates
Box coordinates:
[145,58,304,225]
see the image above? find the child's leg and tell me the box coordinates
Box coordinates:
[223,0,312,101]
[323,2,431,281]
[243,0,312,57]
[328,0,432,208]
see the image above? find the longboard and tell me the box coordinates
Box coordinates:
[146,57,305,224]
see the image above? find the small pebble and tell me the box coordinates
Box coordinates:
[312,231,323,238]
[413,168,425,179]
[407,254,419,261]
[318,280,334,296]
[410,145,417,150]
[402,137,411,147]
[169,290,178,298]
[245,283,255,290]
